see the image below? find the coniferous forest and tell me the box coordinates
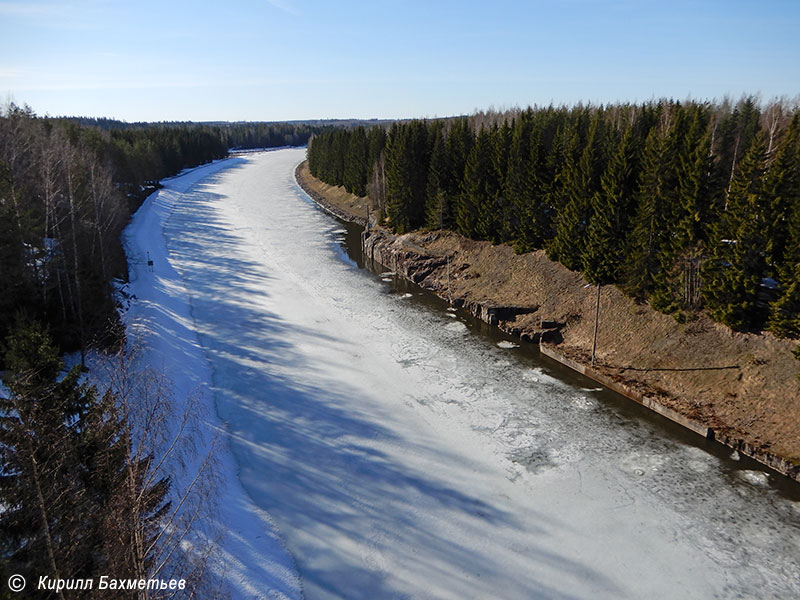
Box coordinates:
[2,97,799,597]
[0,104,322,597]
[0,104,322,363]
[307,98,800,336]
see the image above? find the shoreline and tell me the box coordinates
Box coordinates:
[295,160,800,484]
[295,161,368,227]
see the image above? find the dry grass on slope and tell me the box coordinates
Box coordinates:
[296,162,800,466]
[416,230,800,464]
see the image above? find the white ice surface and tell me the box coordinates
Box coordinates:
[497,341,520,349]
[122,157,303,600]
[129,149,800,599]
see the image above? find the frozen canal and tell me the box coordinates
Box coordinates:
[160,148,799,599]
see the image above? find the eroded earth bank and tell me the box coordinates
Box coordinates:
[296,160,800,481]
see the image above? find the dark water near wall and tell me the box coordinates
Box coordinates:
[334,218,800,501]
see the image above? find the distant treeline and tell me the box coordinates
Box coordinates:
[307,98,800,336]
[64,118,319,187]
[0,104,321,361]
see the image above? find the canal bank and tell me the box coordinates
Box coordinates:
[162,149,800,598]
[296,160,800,484]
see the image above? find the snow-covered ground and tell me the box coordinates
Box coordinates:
[130,148,800,599]
[122,156,302,600]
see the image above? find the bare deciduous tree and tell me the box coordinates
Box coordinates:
[96,346,225,599]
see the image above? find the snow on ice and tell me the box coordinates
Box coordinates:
[123,148,800,600]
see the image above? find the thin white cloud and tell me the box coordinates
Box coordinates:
[0,2,72,18]
[266,0,300,16]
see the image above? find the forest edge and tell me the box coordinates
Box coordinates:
[296,159,800,484]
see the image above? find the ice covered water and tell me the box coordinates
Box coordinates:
[161,148,800,600]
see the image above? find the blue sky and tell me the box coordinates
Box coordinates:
[2,0,799,121]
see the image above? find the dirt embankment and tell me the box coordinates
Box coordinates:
[296,161,800,481]
[295,162,370,226]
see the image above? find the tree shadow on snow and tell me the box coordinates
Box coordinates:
[157,162,624,600]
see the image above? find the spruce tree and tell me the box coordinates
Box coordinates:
[674,106,713,250]
[702,135,769,330]
[622,116,677,301]
[343,127,368,196]
[460,127,496,240]
[446,119,473,233]
[763,114,800,275]
[651,105,712,313]
[767,275,800,337]
[767,127,800,337]
[709,97,762,217]
[505,111,540,252]
[0,162,37,349]
[367,126,387,167]
[0,319,118,584]
[408,121,433,230]
[536,111,570,247]
[504,116,526,233]
[548,111,605,270]
[491,121,513,243]
[528,116,558,249]
[385,121,430,233]
[385,123,411,232]
[425,128,449,229]
[0,320,171,591]
[545,125,579,265]
[582,124,638,284]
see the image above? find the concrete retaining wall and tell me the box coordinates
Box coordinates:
[539,344,800,482]
[539,344,713,438]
